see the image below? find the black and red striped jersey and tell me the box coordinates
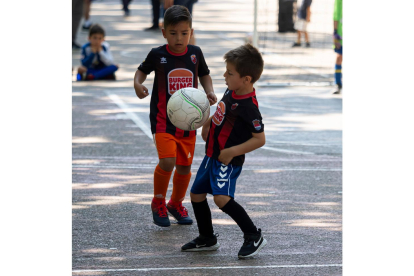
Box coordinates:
[205,88,264,166]
[138,44,210,138]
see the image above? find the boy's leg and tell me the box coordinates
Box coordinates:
[181,156,219,252]
[304,31,310,47]
[151,133,178,227]
[167,135,196,224]
[89,65,118,80]
[333,52,343,94]
[210,160,266,258]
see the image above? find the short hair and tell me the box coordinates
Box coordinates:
[224,44,264,84]
[164,5,192,30]
[89,24,105,37]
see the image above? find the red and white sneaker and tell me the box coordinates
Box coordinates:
[167,200,193,225]
[151,198,170,227]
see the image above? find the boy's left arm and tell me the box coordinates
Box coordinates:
[199,74,217,106]
[218,132,266,165]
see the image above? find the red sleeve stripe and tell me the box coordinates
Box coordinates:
[251,96,258,108]
[206,123,216,157]
[156,68,167,133]
[217,120,233,150]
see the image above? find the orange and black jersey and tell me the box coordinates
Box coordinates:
[205,89,264,166]
[138,44,210,138]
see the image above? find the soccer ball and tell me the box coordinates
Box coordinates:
[167,87,210,131]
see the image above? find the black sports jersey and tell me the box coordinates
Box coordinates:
[205,88,264,166]
[138,44,210,138]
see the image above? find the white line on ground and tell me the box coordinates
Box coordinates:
[104,92,153,140]
[72,263,342,273]
[72,164,341,171]
[261,146,315,155]
[104,91,329,155]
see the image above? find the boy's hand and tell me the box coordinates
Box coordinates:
[201,123,210,142]
[206,92,217,106]
[333,30,342,49]
[134,83,149,99]
[218,148,234,166]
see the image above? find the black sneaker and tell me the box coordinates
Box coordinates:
[72,41,81,49]
[181,234,220,252]
[292,42,301,47]
[144,25,160,31]
[238,229,267,259]
[333,85,342,94]
[306,42,311,47]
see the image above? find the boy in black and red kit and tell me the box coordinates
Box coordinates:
[134,5,217,227]
[181,44,267,259]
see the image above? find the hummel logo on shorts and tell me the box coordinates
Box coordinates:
[188,152,191,158]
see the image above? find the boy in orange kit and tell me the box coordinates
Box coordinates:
[134,5,217,227]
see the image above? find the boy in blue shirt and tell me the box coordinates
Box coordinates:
[77,24,119,81]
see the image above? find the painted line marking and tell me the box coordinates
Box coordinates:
[261,146,315,155]
[103,92,337,155]
[72,164,341,171]
[73,263,342,273]
[104,92,152,140]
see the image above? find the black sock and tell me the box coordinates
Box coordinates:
[191,199,214,238]
[220,198,258,235]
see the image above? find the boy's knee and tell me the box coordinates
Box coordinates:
[190,192,207,202]
[175,164,191,175]
[158,157,175,172]
[214,195,231,209]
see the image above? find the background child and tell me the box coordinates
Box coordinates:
[333,0,342,94]
[77,24,118,81]
[134,5,217,227]
[292,0,312,47]
[181,44,267,259]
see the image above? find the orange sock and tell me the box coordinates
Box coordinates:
[171,171,192,202]
[153,165,172,199]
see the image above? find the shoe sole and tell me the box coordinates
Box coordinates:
[181,243,220,252]
[153,220,170,227]
[238,238,267,259]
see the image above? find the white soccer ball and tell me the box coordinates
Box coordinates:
[167,87,210,131]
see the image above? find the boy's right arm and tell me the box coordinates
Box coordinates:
[81,46,96,68]
[134,69,149,99]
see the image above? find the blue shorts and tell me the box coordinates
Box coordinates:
[191,155,242,199]
[334,45,343,55]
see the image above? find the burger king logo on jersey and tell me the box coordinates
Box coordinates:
[212,101,226,126]
[168,68,194,95]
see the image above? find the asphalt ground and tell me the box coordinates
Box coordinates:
[72,1,342,275]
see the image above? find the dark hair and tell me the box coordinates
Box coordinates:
[164,5,192,29]
[224,44,264,84]
[89,24,105,37]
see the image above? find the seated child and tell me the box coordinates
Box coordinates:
[77,24,118,80]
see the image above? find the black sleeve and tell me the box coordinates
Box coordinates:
[138,50,155,74]
[239,104,264,133]
[198,48,210,77]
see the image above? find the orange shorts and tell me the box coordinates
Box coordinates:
[153,133,196,166]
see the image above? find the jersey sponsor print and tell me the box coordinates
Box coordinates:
[168,69,194,95]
